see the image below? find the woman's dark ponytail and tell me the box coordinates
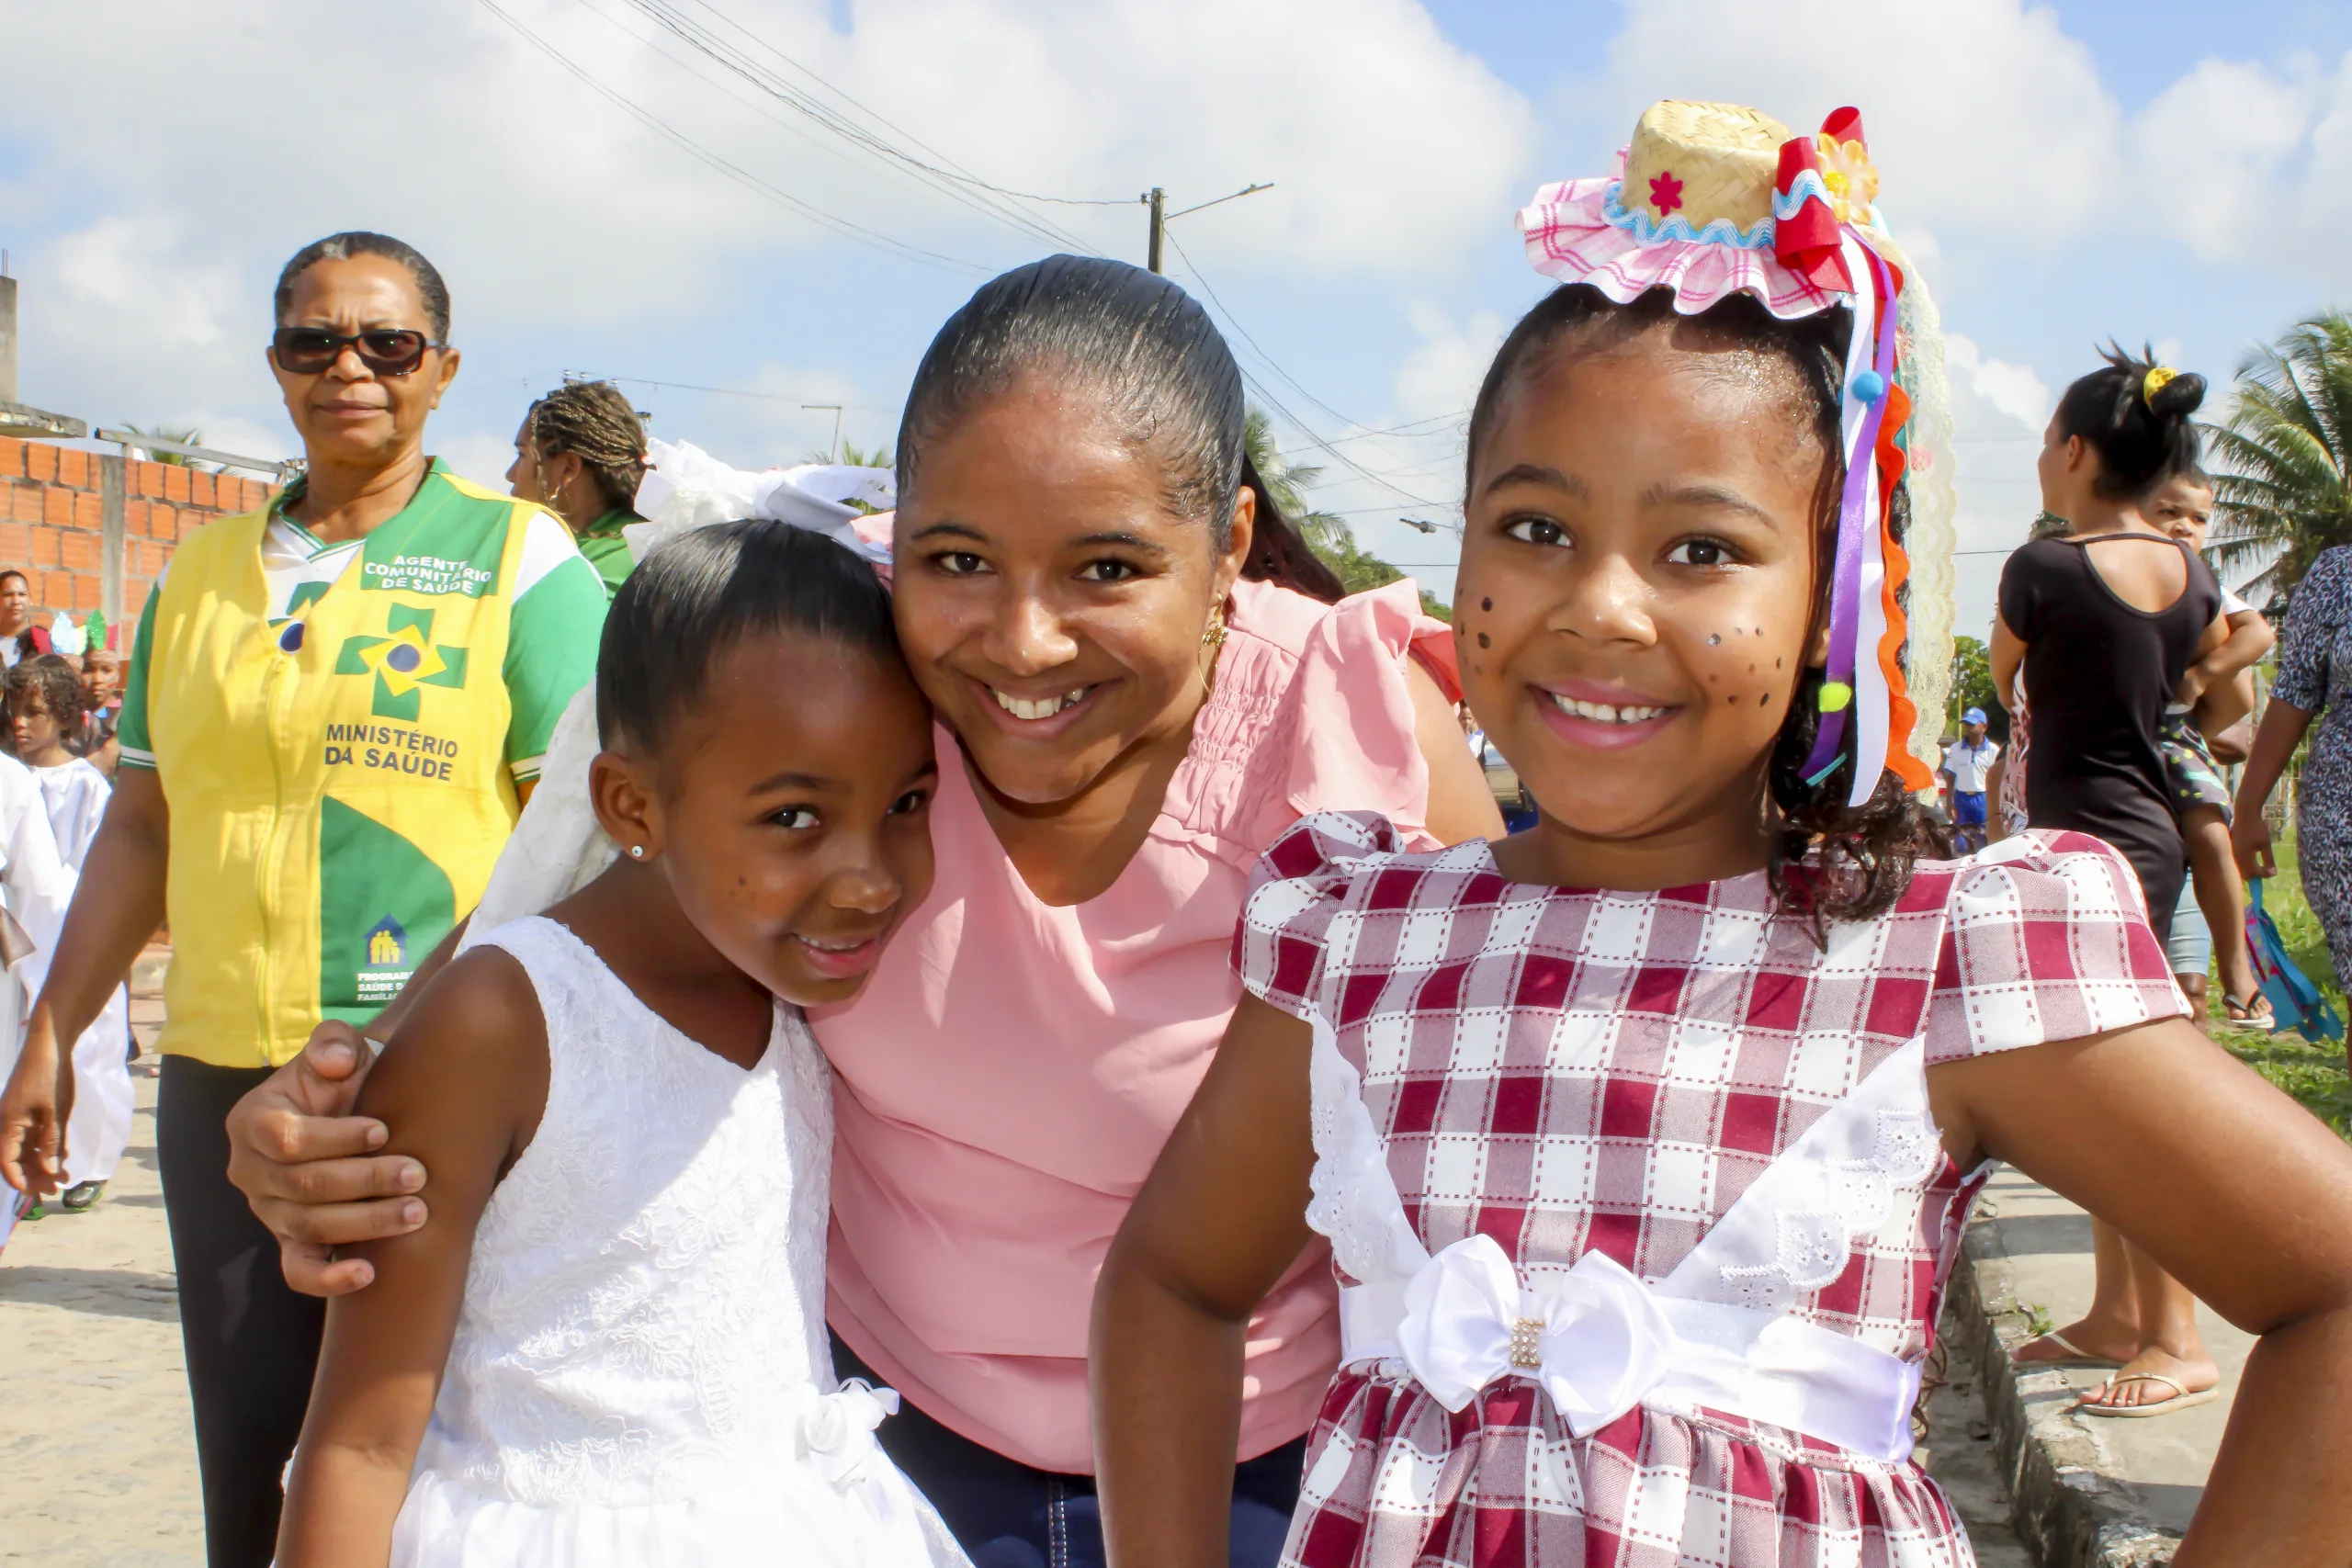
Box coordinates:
[898,254,1346,604]
[2052,344,2207,500]
[1238,454,1344,604]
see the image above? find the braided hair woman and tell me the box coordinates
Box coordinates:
[506,379,648,600]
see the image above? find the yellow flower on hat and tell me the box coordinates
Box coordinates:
[1815,131,1879,226]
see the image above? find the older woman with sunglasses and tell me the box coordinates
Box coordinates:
[0,231,607,1567]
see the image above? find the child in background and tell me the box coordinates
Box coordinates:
[76,639,124,776]
[1093,102,2352,1564]
[277,521,966,1567]
[2147,468,2276,1026]
[5,655,129,1212]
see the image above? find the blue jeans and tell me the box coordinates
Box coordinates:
[831,1331,1306,1567]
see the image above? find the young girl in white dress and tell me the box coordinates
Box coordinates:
[1094,101,2352,1564]
[6,654,131,1211]
[277,520,967,1566]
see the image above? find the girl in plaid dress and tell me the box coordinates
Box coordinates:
[1094,102,2352,1566]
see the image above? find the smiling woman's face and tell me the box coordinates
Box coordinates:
[889,373,1250,807]
[1453,323,1828,853]
[268,254,458,471]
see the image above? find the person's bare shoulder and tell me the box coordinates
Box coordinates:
[356,943,548,1137]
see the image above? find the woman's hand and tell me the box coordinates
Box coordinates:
[0,1007,72,1199]
[225,1022,428,1296]
[2233,810,2278,881]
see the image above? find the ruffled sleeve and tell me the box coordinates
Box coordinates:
[1231,810,1400,1022]
[1262,579,1457,853]
[1921,829,2186,1065]
[1169,577,1457,870]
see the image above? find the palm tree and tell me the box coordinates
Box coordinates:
[2206,310,2352,609]
[120,423,202,467]
[1242,405,1452,614]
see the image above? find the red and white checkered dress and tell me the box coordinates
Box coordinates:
[1234,813,2182,1568]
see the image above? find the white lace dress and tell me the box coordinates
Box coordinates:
[390,917,967,1567]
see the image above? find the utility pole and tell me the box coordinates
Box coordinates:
[1141,183,1272,274]
[802,403,844,463]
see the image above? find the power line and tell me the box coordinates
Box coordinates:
[613,0,1114,253]
[1159,231,1446,510]
[475,0,989,274]
[602,375,896,411]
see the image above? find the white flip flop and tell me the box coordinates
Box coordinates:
[2075,1371,2221,1418]
[2011,1330,2124,1371]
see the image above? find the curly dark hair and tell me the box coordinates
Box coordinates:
[1465,284,1951,934]
[6,652,85,734]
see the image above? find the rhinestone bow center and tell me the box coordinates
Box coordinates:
[1508,1316,1545,1371]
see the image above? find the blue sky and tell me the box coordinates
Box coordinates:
[4,0,2347,636]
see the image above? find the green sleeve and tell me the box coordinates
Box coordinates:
[577,534,635,602]
[502,554,606,783]
[115,588,164,769]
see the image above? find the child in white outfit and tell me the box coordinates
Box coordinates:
[277,522,965,1565]
[7,655,132,1210]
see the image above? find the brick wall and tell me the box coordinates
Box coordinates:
[0,435,276,635]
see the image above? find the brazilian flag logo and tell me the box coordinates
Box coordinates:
[336,606,469,721]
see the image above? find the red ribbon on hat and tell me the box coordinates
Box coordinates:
[1773,108,1861,295]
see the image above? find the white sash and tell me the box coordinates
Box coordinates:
[1306,1012,1940,1465]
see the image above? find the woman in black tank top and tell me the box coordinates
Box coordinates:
[1998,532,2219,942]
[1991,345,2232,1416]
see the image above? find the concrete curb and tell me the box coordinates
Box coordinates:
[1946,1202,2182,1567]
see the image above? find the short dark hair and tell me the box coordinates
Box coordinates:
[595,519,902,757]
[898,254,1343,603]
[6,653,85,728]
[1465,283,1948,933]
[274,232,451,343]
[0,570,26,592]
[2052,344,2206,501]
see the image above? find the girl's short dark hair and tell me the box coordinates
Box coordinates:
[274,232,452,343]
[595,519,900,756]
[1466,283,1949,933]
[2052,344,2206,501]
[6,653,85,728]
[897,254,1344,603]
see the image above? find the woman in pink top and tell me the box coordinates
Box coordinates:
[225,256,1501,1565]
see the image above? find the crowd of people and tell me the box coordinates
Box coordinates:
[1,96,2351,1568]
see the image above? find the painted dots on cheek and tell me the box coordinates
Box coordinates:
[1477,633,1490,649]
[1481,598,1492,612]
[1708,635,1721,646]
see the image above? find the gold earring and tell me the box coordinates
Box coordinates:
[1202,604,1227,650]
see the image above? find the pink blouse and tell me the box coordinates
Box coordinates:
[810,576,1457,1473]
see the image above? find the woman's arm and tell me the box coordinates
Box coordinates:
[0,768,167,1198]
[1928,1020,2352,1562]
[275,946,547,1568]
[2232,696,2313,880]
[1094,992,1317,1568]
[1984,754,2007,841]
[1405,660,1506,846]
[1988,615,2027,713]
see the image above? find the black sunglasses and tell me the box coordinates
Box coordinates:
[271,327,443,377]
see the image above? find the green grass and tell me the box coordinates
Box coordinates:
[2205,831,2352,1137]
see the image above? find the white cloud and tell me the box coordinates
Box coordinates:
[1390,303,1504,423]
[1943,333,2052,428]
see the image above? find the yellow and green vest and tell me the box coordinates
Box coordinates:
[120,463,605,1066]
